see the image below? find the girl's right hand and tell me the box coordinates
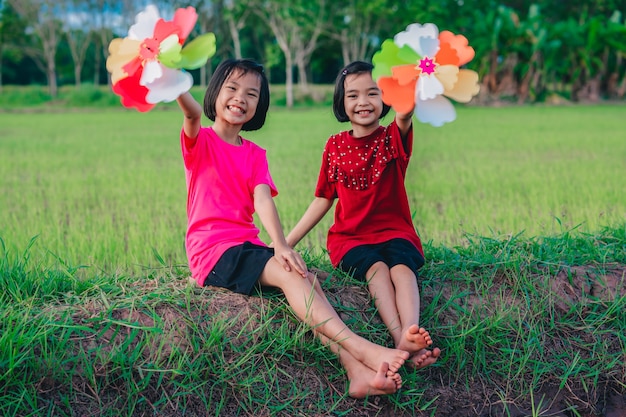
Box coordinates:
[273,243,308,278]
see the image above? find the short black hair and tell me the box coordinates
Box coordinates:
[203,59,270,131]
[332,61,391,123]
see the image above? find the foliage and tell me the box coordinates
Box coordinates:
[1,0,625,102]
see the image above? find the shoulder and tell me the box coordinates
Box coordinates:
[240,138,269,163]
[241,137,266,152]
[325,130,350,148]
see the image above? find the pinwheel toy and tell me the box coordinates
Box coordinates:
[372,23,480,127]
[106,5,216,112]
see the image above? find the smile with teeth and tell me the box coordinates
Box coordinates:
[228,105,245,114]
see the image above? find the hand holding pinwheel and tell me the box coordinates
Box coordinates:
[372,23,480,127]
[106,5,216,112]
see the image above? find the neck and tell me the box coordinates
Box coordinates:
[350,123,380,138]
[212,122,243,145]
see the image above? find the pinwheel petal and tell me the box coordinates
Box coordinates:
[435,64,459,91]
[372,39,404,80]
[128,4,159,40]
[418,75,444,101]
[394,23,439,57]
[144,68,193,103]
[158,34,183,68]
[444,69,480,103]
[153,19,179,43]
[112,69,154,112]
[178,33,216,69]
[378,76,416,114]
[114,37,142,58]
[391,64,420,86]
[140,60,163,85]
[416,95,456,127]
[439,31,475,66]
[173,6,198,43]
[435,39,460,66]
[106,38,139,82]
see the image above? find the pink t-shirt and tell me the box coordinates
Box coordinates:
[315,120,424,267]
[181,127,277,286]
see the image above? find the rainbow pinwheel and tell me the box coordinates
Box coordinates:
[106,5,216,112]
[372,23,480,127]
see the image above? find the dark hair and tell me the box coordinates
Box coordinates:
[332,61,391,123]
[203,59,270,131]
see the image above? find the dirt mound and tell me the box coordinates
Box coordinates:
[36,265,626,416]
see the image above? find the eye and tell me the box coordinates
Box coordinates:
[346,94,357,99]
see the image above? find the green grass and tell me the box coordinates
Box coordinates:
[1,95,625,415]
[1,104,625,274]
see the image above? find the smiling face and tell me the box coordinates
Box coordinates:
[343,72,384,136]
[214,69,261,128]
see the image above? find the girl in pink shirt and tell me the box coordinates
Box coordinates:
[287,61,441,369]
[176,59,411,398]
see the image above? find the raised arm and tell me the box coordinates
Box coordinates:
[395,107,414,141]
[176,91,202,140]
[285,197,334,248]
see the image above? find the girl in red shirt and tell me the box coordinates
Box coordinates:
[287,61,441,369]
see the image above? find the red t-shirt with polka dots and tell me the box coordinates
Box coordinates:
[315,120,424,267]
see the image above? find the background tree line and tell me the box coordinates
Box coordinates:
[1,0,625,107]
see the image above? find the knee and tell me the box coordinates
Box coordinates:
[366,261,390,281]
[390,265,417,284]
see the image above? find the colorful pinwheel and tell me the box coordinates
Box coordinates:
[372,23,480,127]
[106,5,216,112]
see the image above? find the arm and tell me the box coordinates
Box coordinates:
[254,184,308,277]
[285,197,333,248]
[176,91,202,141]
[395,108,414,140]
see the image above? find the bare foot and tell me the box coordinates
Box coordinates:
[348,362,402,399]
[396,324,432,354]
[408,347,441,370]
[352,341,409,373]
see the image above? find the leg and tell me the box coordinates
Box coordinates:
[259,257,409,372]
[305,272,402,397]
[317,331,402,398]
[366,263,431,353]
[389,265,439,368]
[366,262,403,344]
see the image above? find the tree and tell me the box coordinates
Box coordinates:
[8,0,62,97]
[327,0,394,66]
[224,0,251,59]
[0,0,26,91]
[60,0,92,87]
[253,0,327,107]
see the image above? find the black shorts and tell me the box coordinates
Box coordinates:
[204,242,275,295]
[339,238,425,281]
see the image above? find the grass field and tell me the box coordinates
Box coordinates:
[1,103,624,274]
[1,99,625,416]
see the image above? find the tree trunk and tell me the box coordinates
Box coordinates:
[74,65,82,88]
[93,36,101,86]
[47,63,57,98]
[285,55,294,108]
[0,47,3,94]
[227,17,242,59]
[295,52,309,94]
